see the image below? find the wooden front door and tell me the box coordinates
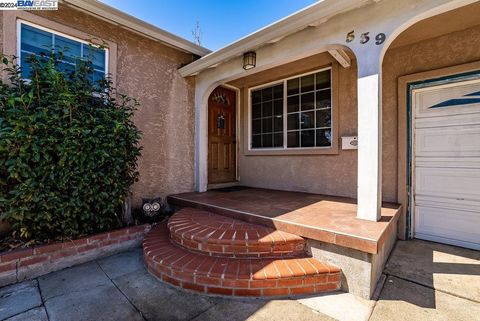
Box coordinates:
[208,87,236,184]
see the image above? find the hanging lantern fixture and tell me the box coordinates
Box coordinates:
[243,51,256,70]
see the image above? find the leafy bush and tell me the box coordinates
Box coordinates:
[0,52,142,241]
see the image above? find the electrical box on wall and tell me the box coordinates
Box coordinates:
[342,136,358,150]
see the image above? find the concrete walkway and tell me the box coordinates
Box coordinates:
[0,240,478,321]
[370,239,480,321]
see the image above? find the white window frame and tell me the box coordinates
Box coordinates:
[17,19,109,79]
[247,67,333,151]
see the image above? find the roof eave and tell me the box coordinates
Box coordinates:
[178,0,371,77]
[62,0,211,57]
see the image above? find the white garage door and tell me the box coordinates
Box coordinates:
[412,77,480,250]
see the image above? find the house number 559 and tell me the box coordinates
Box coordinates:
[346,31,386,45]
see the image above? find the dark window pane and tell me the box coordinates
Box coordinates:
[20,24,106,82]
[301,93,315,111]
[273,99,283,115]
[251,85,282,149]
[300,111,314,129]
[262,133,273,148]
[287,131,299,148]
[262,87,273,101]
[273,133,283,147]
[262,101,273,117]
[252,135,261,148]
[252,103,261,118]
[316,70,331,90]
[93,70,105,84]
[83,45,106,71]
[287,95,299,113]
[252,90,262,104]
[58,62,75,75]
[21,24,52,55]
[20,54,33,79]
[250,71,334,150]
[287,113,299,130]
[262,117,273,133]
[252,119,262,134]
[55,35,81,64]
[301,74,315,92]
[316,109,331,128]
[301,130,315,147]
[273,115,283,132]
[287,78,299,96]
[316,129,332,147]
[316,90,331,108]
[273,84,283,99]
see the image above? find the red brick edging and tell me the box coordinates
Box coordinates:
[0,224,151,287]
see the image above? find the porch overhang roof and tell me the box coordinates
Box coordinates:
[63,0,211,57]
[178,0,372,77]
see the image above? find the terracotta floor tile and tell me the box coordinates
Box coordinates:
[168,188,401,254]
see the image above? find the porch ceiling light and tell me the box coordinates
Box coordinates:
[243,51,256,70]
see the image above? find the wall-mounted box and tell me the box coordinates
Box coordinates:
[342,136,358,150]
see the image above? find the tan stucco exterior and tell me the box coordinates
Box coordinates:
[2,2,479,230]
[226,11,480,238]
[229,53,358,198]
[1,7,198,208]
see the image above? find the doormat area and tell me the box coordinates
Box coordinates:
[213,186,252,193]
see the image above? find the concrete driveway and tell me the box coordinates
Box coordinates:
[369,239,480,321]
[0,240,478,321]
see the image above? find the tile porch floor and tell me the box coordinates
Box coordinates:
[168,188,401,253]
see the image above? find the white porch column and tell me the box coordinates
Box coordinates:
[193,78,213,193]
[356,53,382,221]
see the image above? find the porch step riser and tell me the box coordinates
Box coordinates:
[143,225,341,298]
[170,233,304,258]
[167,208,306,258]
[146,261,340,297]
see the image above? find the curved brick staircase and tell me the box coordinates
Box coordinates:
[143,208,341,297]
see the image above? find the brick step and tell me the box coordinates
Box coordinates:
[167,208,306,258]
[143,225,341,298]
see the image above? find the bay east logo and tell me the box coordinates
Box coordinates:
[17,0,58,10]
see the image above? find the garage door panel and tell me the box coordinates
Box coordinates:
[415,196,480,213]
[413,77,480,250]
[415,113,480,128]
[416,157,480,168]
[415,80,480,118]
[415,205,480,246]
[415,167,480,200]
[415,125,480,157]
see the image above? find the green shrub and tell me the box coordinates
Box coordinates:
[0,52,142,241]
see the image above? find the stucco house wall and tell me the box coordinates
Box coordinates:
[230,52,359,199]
[229,22,480,208]
[1,6,198,208]
[2,3,479,219]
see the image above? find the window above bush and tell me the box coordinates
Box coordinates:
[19,21,107,82]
